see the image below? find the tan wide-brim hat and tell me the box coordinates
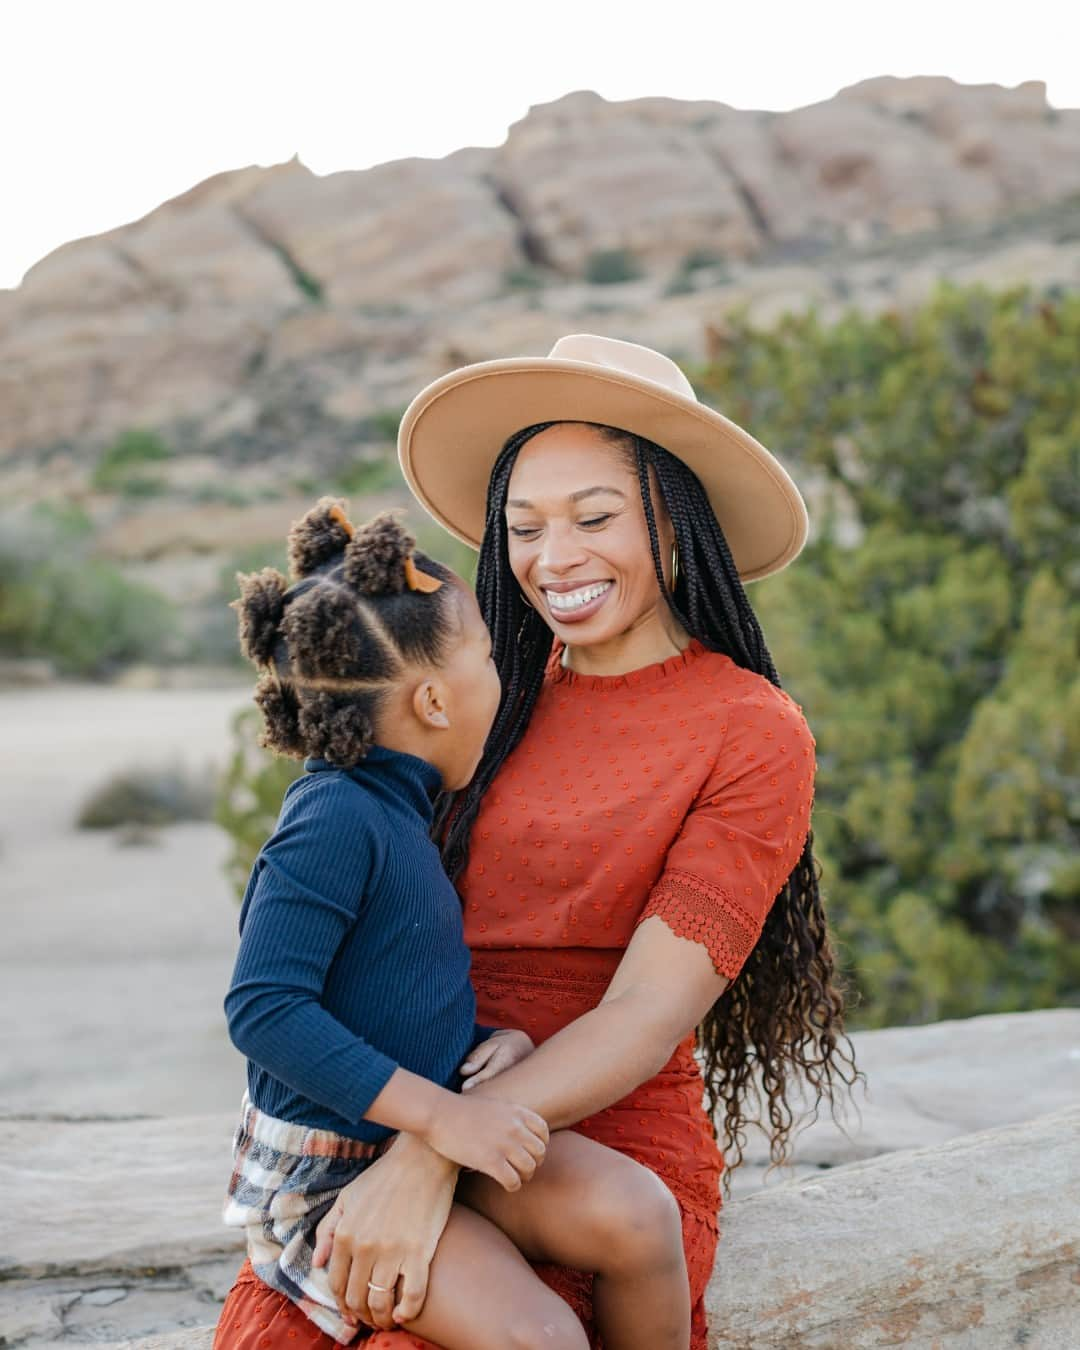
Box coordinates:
[398,333,809,582]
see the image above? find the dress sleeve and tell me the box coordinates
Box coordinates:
[636,684,817,981]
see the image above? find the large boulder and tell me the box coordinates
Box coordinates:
[491,90,760,274]
[24,1105,1078,1350]
[3,1011,1079,1347]
[709,1104,1080,1348]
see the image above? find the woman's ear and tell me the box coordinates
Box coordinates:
[411,678,450,731]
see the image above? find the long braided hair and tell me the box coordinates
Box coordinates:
[436,422,863,1192]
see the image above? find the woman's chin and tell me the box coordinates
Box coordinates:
[549,615,622,647]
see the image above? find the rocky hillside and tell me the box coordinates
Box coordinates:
[4,75,1080,462]
[1,75,1078,651]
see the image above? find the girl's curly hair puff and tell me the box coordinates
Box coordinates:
[232,499,458,767]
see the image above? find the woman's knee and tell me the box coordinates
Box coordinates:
[587,1163,685,1273]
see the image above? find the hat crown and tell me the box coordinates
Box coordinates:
[547,333,697,401]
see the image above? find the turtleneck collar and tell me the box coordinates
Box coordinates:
[304,744,443,825]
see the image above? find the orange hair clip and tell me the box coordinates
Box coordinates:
[328,504,356,538]
[404,554,444,594]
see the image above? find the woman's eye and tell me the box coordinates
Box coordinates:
[509,526,542,539]
[579,514,611,528]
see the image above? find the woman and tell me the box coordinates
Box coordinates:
[220,334,862,1349]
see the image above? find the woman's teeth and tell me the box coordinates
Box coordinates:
[545,582,612,612]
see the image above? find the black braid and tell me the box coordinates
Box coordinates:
[435,424,556,877]
[626,432,777,678]
[437,419,862,1196]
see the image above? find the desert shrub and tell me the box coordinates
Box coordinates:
[0,505,175,675]
[693,282,1080,1026]
[357,407,408,444]
[503,264,549,292]
[331,454,403,497]
[92,428,172,494]
[681,248,727,273]
[584,248,642,285]
[78,763,216,828]
[216,706,303,895]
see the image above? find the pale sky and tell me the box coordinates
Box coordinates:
[3,0,1078,291]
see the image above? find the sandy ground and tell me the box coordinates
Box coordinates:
[0,682,254,1117]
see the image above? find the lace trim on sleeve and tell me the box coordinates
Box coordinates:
[640,869,764,981]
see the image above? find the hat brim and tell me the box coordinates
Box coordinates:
[397,357,809,582]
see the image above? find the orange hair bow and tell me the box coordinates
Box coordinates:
[404,555,444,594]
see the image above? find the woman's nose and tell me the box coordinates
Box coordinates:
[538,525,588,573]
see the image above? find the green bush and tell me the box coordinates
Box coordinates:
[78,763,216,828]
[693,282,1080,1025]
[0,505,175,675]
[216,706,303,896]
[503,264,549,292]
[92,428,172,494]
[584,248,643,285]
[331,454,404,498]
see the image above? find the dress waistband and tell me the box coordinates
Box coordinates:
[470,946,621,989]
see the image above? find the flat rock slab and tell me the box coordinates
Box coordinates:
[47,1106,1080,1350]
[709,1104,1080,1349]
[0,1113,242,1278]
[4,1010,1080,1345]
[0,1259,233,1349]
[735,1007,1080,1171]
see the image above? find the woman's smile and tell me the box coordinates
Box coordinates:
[542,579,614,621]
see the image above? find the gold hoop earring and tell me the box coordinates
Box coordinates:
[670,539,680,593]
[519,590,534,611]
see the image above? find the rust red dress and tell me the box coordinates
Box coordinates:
[215,639,817,1349]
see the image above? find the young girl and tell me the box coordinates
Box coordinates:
[216,499,691,1350]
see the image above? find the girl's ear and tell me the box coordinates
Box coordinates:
[411,678,450,731]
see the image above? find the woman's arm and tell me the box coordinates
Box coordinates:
[461,916,728,1127]
[314,923,721,1329]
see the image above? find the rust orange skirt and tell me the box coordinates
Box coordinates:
[214,948,723,1350]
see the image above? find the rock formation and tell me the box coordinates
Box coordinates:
[1,77,1078,467]
[3,1010,1078,1347]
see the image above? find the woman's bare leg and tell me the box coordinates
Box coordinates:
[458,1130,691,1350]
[370,1201,588,1350]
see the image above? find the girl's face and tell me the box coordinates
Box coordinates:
[431,584,502,790]
[504,423,677,655]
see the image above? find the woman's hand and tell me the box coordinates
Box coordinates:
[312,1131,459,1331]
[460,1029,535,1091]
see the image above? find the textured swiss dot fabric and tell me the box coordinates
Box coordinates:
[459,637,817,978]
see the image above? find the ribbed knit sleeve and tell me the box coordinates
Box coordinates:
[636,685,816,981]
[224,777,398,1123]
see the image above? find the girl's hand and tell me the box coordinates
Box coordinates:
[460,1029,536,1091]
[423,1092,548,1190]
[312,1131,458,1331]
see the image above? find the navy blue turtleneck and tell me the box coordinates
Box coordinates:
[224,744,494,1143]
